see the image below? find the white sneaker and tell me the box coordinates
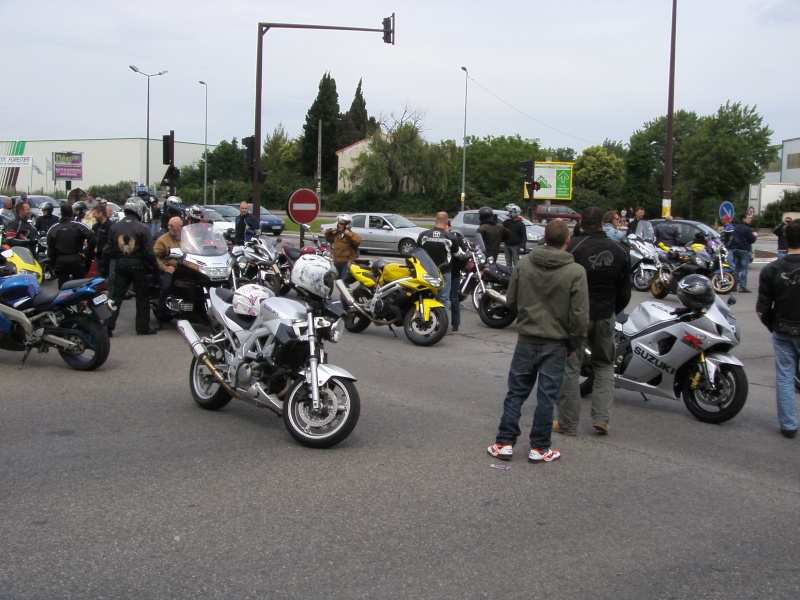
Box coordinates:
[487,443,513,461]
[528,448,560,463]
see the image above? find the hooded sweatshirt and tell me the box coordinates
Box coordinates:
[508,244,589,352]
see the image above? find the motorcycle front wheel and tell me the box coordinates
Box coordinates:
[682,362,747,424]
[57,314,111,371]
[478,293,516,329]
[189,356,232,410]
[632,268,654,292]
[650,274,669,299]
[404,305,449,346]
[711,271,736,295]
[344,288,373,333]
[260,273,282,296]
[283,376,361,448]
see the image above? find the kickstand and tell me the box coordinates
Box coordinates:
[387,323,399,338]
[18,347,33,370]
[640,393,649,402]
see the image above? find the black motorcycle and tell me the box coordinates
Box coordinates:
[477,259,516,329]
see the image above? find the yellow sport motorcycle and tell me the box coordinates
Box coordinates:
[335,248,449,347]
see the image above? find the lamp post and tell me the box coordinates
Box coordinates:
[129,65,167,192]
[662,0,677,218]
[460,66,469,213]
[199,80,208,203]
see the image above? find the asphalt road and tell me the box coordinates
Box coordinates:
[1,264,799,599]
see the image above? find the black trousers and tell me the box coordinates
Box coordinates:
[55,260,86,289]
[105,258,151,333]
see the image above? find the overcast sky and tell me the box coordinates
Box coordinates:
[2,0,798,155]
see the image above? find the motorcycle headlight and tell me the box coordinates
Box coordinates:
[422,273,442,287]
[328,317,345,343]
[237,257,248,270]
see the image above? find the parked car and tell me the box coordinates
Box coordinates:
[535,204,581,223]
[226,203,284,236]
[203,204,239,222]
[201,207,235,236]
[649,219,721,247]
[15,195,60,219]
[450,209,544,249]
[317,213,428,255]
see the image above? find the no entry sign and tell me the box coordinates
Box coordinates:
[285,188,320,225]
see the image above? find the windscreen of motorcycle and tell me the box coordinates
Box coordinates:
[635,220,655,242]
[406,247,439,277]
[180,223,228,257]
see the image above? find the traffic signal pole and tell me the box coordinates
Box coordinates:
[251,15,395,220]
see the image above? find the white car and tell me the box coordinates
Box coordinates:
[202,207,235,236]
[317,213,428,255]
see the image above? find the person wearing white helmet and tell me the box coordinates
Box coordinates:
[324,214,362,279]
[160,195,183,232]
[503,204,527,267]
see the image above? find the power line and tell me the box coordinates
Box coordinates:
[467,74,600,147]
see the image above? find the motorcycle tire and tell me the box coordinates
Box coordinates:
[260,274,282,296]
[283,376,361,448]
[189,356,232,410]
[578,357,595,398]
[472,284,484,311]
[711,271,736,295]
[478,293,516,329]
[344,288,373,333]
[632,268,654,292]
[57,314,111,371]
[404,305,449,346]
[278,281,293,296]
[682,362,747,424]
[650,275,669,299]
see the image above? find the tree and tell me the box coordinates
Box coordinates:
[300,72,341,193]
[261,124,314,207]
[338,79,378,150]
[463,135,540,207]
[574,145,625,199]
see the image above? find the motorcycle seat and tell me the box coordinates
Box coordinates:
[60,278,93,290]
[215,287,235,304]
[225,305,256,329]
[496,263,513,276]
[284,246,302,260]
[31,291,59,308]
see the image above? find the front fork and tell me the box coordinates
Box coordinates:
[690,351,716,391]
[304,308,322,410]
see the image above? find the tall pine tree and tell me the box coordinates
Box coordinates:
[300,72,341,193]
[339,79,378,151]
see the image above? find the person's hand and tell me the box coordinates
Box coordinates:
[567,351,575,360]
[165,266,175,274]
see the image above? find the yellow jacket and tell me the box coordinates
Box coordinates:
[154,232,181,272]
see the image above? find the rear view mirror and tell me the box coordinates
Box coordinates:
[727,296,737,306]
[168,247,184,259]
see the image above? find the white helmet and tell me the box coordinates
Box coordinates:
[505,204,521,218]
[291,254,336,300]
[336,213,353,227]
[165,196,182,211]
[233,283,274,316]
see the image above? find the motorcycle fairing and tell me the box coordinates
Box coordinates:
[414,297,445,321]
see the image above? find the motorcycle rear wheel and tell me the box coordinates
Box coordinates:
[682,362,747,424]
[478,293,516,329]
[711,271,736,295]
[344,288,372,333]
[260,273,282,295]
[632,268,654,292]
[404,305,449,346]
[650,275,669,299]
[283,376,360,448]
[57,314,110,371]
[189,356,232,410]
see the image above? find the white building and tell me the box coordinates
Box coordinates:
[336,139,370,192]
[0,137,212,194]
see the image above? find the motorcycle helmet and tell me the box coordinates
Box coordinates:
[187,205,204,222]
[291,254,336,300]
[123,199,144,221]
[677,274,715,310]
[505,204,521,218]
[336,213,353,228]
[694,231,706,244]
[478,207,494,223]
[72,201,88,220]
[40,202,54,215]
[371,258,391,279]
[233,283,274,317]
[165,196,182,212]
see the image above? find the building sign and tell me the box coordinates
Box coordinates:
[53,151,83,180]
[0,156,32,167]
[523,162,573,201]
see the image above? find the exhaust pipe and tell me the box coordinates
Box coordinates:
[485,288,508,306]
[334,280,396,325]
[176,320,241,399]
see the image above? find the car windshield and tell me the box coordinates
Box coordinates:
[180,223,228,256]
[635,220,655,242]
[29,197,55,208]
[212,205,239,218]
[385,214,416,228]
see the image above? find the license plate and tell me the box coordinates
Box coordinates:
[93,295,107,305]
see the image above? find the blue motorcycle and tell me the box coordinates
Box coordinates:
[0,249,111,370]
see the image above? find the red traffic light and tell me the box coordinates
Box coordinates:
[533,182,541,191]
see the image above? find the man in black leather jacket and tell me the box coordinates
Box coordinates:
[756,219,800,438]
[5,201,38,252]
[46,203,95,288]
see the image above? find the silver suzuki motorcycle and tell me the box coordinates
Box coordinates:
[580,275,747,424]
[176,254,360,448]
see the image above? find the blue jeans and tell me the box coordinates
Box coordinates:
[335,263,349,280]
[773,332,800,431]
[732,249,751,290]
[495,341,568,450]
[437,270,452,316]
[504,245,521,268]
[449,268,461,330]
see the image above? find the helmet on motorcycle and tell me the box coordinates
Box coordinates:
[371,258,391,279]
[677,274,715,310]
[165,196,182,212]
[291,254,336,300]
[233,283,274,317]
[40,202,54,215]
[72,201,87,220]
[694,231,707,244]
[336,213,353,228]
[478,207,494,223]
[123,199,144,221]
[187,205,204,222]
[505,204,521,218]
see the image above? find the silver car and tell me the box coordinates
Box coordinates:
[450,209,544,248]
[317,213,428,255]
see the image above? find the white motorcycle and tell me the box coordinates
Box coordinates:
[176,254,360,448]
[580,275,747,424]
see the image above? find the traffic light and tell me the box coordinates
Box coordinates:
[162,131,175,165]
[533,181,541,191]
[161,165,180,188]
[519,160,533,184]
[242,135,255,168]
[382,13,394,45]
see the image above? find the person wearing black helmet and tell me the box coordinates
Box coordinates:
[476,207,505,262]
[101,200,160,336]
[46,203,95,289]
[34,202,59,233]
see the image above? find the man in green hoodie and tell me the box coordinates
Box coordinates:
[488,219,589,464]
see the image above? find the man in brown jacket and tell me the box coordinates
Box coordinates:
[153,216,183,328]
[324,214,362,279]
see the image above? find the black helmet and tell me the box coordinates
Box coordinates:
[478,207,494,223]
[72,201,87,219]
[677,274,715,310]
[694,231,706,243]
[41,202,54,215]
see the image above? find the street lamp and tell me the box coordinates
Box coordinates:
[460,66,469,213]
[129,65,168,192]
[199,80,208,203]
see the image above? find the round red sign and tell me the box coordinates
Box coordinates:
[285,188,320,225]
